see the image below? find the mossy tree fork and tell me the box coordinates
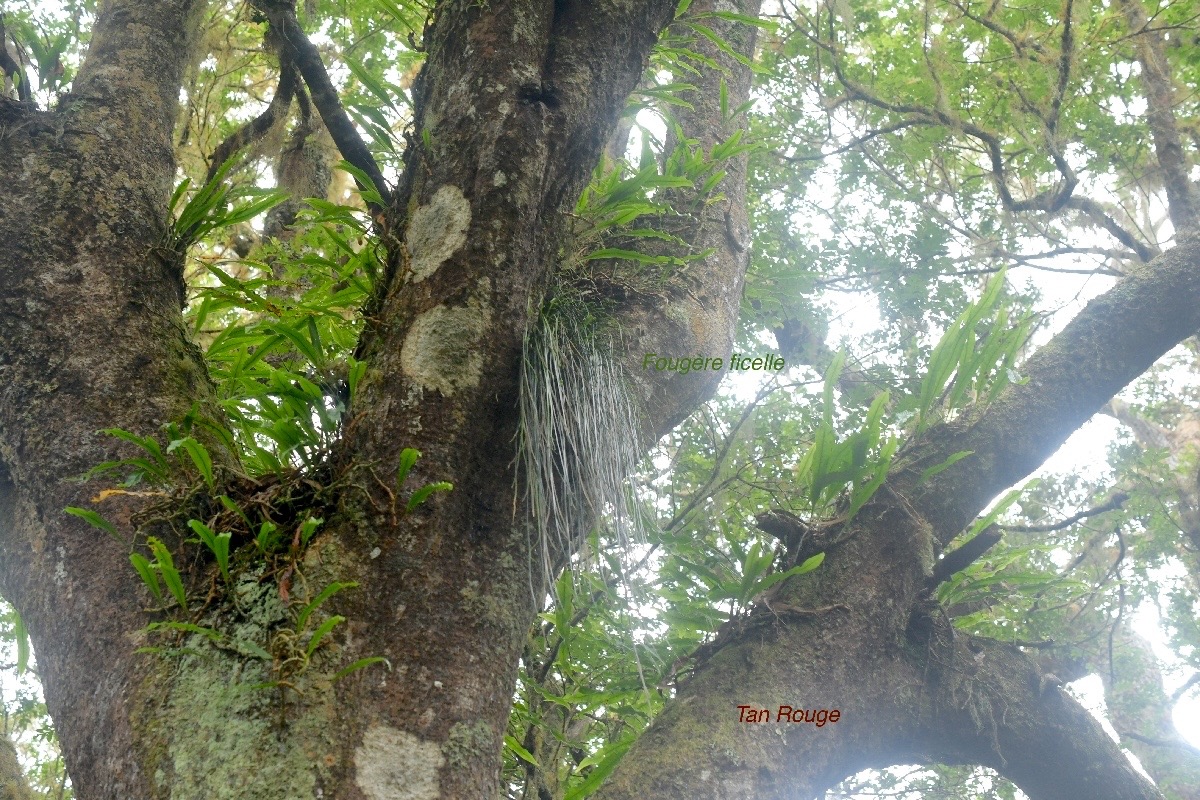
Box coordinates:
[0,1,1196,799]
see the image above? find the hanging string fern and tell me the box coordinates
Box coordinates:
[517,298,649,599]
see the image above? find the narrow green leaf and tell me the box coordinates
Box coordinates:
[795,552,825,574]
[332,656,389,681]
[65,507,126,543]
[505,735,538,766]
[406,481,453,512]
[297,581,359,631]
[237,640,273,661]
[130,553,164,603]
[919,451,974,484]
[396,447,420,487]
[306,615,346,657]
[147,537,187,612]
[179,439,215,490]
[563,735,634,800]
[144,621,222,640]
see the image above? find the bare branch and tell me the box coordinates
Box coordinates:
[1006,492,1129,533]
[772,119,927,163]
[926,524,1003,587]
[1048,0,1074,134]
[1119,730,1200,759]
[1064,196,1158,262]
[252,1,391,212]
[205,57,298,183]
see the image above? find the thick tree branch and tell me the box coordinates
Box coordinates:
[70,0,201,146]
[0,728,34,800]
[598,600,1163,799]
[205,57,298,183]
[603,0,763,437]
[252,1,391,211]
[1116,0,1199,233]
[919,636,1163,800]
[902,234,1200,545]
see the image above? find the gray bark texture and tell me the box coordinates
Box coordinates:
[0,0,1197,798]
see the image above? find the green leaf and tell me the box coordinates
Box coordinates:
[186,519,231,584]
[396,447,420,487]
[179,439,215,490]
[306,615,346,657]
[297,581,359,631]
[298,516,324,548]
[919,451,974,484]
[795,552,826,574]
[747,553,826,597]
[130,553,164,603]
[144,621,222,641]
[147,537,187,612]
[256,521,280,553]
[505,735,538,766]
[563,734,635,799]
[406,481,453,512]
[345,55,401,112]
[332,656,389,681]
[219,495,252,528]
[969,481,1038,537]
[582,248,672,264]
[65,506,126,543]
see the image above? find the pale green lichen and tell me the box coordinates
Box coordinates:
[161,652,337,800]
[400,298,490,396]
[406,185,470,283]
[147,567,342,799]
[444,720,494,770]
[353,725,444,800]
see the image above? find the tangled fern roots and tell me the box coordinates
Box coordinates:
[518,305,647,598]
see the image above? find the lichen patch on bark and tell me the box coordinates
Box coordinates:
[354,725,444,800]
[399,299,490,396]
[405,185,470,283]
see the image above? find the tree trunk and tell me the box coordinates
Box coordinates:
[0,0,743,797]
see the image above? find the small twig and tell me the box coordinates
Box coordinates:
[1006,492,1128,533]
[1170,672,1200,703]
[1063,196,1157,262]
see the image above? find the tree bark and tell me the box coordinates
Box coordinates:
[2,1,1199,798]
[0,0,753,797]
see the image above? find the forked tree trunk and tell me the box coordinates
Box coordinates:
[1,1,1198,799]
